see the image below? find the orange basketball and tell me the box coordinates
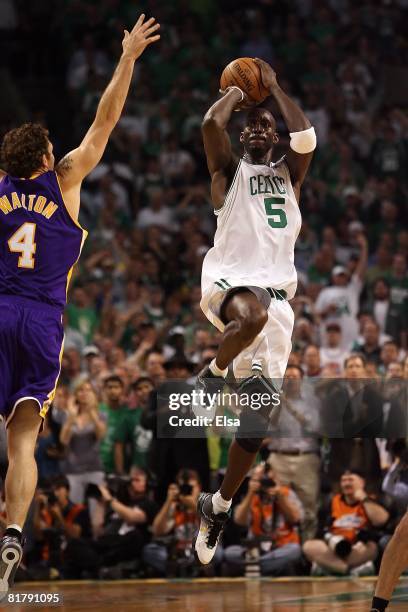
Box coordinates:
[220,57,270,104]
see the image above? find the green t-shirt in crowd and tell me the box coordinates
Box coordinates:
[66,303,99,344]
[307,264,331,286]
[114,407,153,470]
[99,403,129,473]
[389,275,408,307]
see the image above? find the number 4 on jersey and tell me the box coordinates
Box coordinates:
[264,196,287,228]
[8,222,37,269]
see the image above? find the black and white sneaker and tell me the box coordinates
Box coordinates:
[193,365,226,415]
[193,493,230,565]
[238,372,278,395]
[0,535,23,600]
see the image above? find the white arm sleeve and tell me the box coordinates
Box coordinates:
[289,126,317,154]
[350,273,363,295]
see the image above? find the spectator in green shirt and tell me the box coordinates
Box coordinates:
[114,377,155,474]
[99,376,129,473]
[389,254,408,309]
[66,285,99,344]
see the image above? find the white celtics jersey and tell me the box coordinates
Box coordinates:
[202,157,301,299]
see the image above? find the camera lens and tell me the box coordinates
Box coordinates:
[260,477,275,489]
[179,483,193,496]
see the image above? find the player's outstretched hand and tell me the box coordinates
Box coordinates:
[122,14,160,61]
[253,58,278,94]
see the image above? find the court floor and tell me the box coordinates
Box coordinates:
[2,577,408,611]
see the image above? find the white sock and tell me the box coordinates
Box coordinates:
[212,490,232,514]
[6,524,22,532]
[252,360,263,374]
[209,359,228,378]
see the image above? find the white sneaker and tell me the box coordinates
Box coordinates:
[0,535,23,601]
[193,493,230,565]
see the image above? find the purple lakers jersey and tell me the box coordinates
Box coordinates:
[0,171,87,310]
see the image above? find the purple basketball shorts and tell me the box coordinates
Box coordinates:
[0,294,64,426]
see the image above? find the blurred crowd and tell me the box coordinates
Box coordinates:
[0,0,407,581]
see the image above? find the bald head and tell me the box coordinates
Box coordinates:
[246,107,276,129]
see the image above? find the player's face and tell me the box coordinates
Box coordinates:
[241,109,278,157]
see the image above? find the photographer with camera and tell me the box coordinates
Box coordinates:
[223,464,303,576]
[143,469,220,576]
[32,476,93,579]
[87,466,157,574]
[303,471,389,576]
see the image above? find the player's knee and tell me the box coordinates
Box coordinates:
[239,308,268,344]
[7,400,42,455]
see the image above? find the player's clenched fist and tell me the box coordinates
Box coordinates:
[122,14,160,61]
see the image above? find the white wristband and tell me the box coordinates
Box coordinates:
[227,86,244,102]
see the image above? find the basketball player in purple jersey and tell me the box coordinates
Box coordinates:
[0,15,159,596]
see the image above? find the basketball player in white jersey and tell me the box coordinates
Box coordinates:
[194,59,316,564]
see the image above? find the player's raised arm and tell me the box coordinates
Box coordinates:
[56,14,160,216]
[254,58,316,199]
[202,88,245,208]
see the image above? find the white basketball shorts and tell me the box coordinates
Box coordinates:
[200,281,294,381]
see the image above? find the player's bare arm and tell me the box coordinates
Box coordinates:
[202,88,246,209]
[56,14,160,220]
[254,58,315,202]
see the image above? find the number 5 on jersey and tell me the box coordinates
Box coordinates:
[8,222,37,269]
[264,196,287,228]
